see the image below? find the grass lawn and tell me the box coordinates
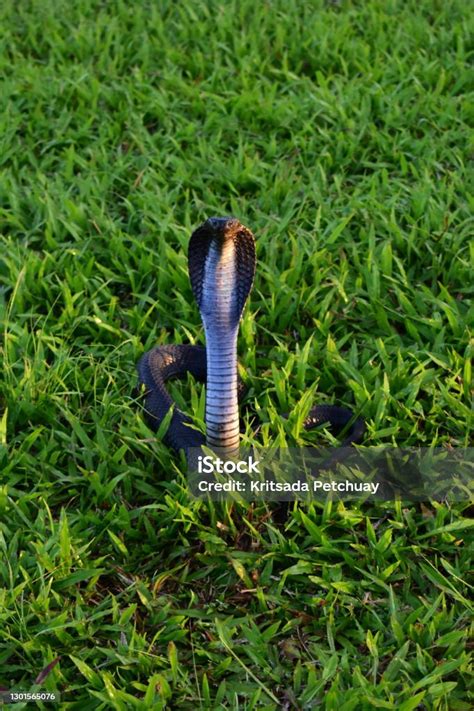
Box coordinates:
[0,0,472,708]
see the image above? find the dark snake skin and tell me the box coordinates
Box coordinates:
[137,217,365,461]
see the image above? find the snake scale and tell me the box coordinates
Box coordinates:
[137,217,364,462]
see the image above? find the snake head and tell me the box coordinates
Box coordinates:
[188,217,256,330]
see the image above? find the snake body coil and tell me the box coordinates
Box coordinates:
[138,217,364,461]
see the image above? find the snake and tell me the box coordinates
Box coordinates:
[137,217,364,463]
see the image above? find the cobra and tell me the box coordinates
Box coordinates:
[137,217,364,461]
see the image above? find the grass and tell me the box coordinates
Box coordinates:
[0,0,473,708]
